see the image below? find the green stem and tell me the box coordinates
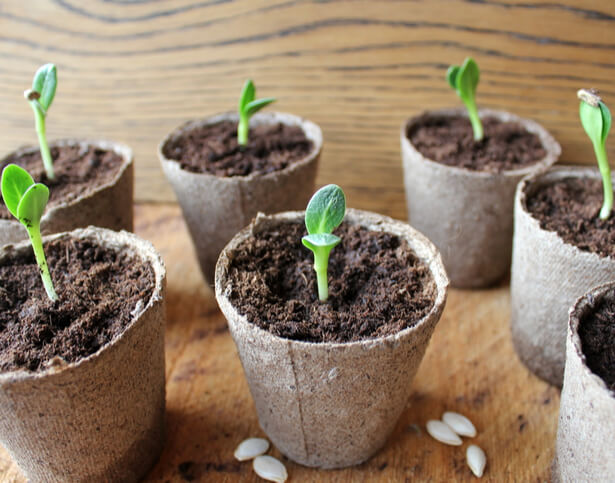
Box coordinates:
[595,143,613,219]
[237,113,249,147]
[27,223,58,302]
[314,247,332,301]
[30,103,55,180]
[465,98,484,141]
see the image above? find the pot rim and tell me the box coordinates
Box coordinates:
[215,208,449,349]
[0,139,133,225]
[400,107,561,178]
[568,281,615,396]
[158,111,323,184]
[516,165,615,262]
[0,226,165,383]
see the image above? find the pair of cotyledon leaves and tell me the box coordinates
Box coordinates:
[28,63,57,113]
[446,58,479,107]
[1,165,48,229]
[238,79,276,119]
[579,90,611,150]
[302,184,346,250]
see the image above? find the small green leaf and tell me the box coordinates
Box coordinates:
[246,97,277,116]
[32,64,57,112]
[446,65,460,89]
[305,184,346,235]
[302,233,341,250]
[600,101,611,145]
[458,57,479,97]
[1,164,35,218]
[239,79,255,113]
[17,183,49,227]
[580,101,603,147]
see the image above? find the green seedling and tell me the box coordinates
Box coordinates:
[237,79,276,147]
[578,88,612,220]
[447,57,483,141]
[1,164,58,301]
[25,63,57,180]
[301,184,346,301]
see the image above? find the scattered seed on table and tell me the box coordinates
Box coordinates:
[253,455,288,482]
[234,437,270,461]
[442,411,477,438]
[426,420,462,446]
[466,444,486,477]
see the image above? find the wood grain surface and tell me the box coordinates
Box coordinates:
[0,203,560,482]
[1,0,614,219]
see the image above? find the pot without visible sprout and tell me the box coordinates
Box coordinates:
[159,112,322,286]
[215,209,448,469]
[510,167,615,387]
[553,282,615,482]
[0,139,134,247]
[0,227,166,483]
[400,108,560,288]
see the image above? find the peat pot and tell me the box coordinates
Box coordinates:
[215,209,448,468]
[401,108,560,288]
[0,227,166,482]
[159,111,322,286]
[0,139,134,247]
[553,282,615,482]
[510,167,615,387]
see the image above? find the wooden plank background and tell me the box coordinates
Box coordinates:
[0,1,613,481]
[1,0,614,219]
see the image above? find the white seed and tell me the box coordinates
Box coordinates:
[426,420,462,446]
[253,455,288,482]
[234,438,270,461]
[466,444,486,477]
[442,411,477,437]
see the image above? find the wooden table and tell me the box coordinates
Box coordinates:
[0,203,559,482]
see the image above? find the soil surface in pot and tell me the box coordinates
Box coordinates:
[0,237,155,372]
[525,177,615,258]
[161,120,313,177]
[226,222,436,343]
[579,290,615,391]
[407,115,546,172]
[0,145,125,220]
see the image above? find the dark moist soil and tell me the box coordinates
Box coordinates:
[579,289,615,391]
[0,237,155,372]
[407,115,546,172]
[525,177,615,258]
[227,222,436,343]
[0,144,124,220]
[161,120,313,177]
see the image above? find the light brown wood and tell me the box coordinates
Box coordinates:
[0,203,559,482]
[1,0,614,218]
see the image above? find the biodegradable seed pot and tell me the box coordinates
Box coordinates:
[510,167,615,387]
[159,111,322,286]
[0,139,134,246]
[400,108,560,288]
[215,209,448,468]
[0,227,166,482]
[553,282,615,482]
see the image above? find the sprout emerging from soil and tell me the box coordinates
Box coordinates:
[24,63,57,180]
[237,79,276,147]
[1,164,58,301]
[447,57,483,141]
[578,88,612,219]
[301,184,346,301]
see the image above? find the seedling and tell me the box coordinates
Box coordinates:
[25,63,57,180]
[447,57,483,141]
[301,184,346,301]
[1,164,58,301]
[578,88,612,220]
[237,79,276,147]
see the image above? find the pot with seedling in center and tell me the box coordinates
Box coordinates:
[510,89,615,387]
[0,164,166,482]
[159,79,322,286]
[0,64,134,246]
[215,185,448,468]
[400,57,561,288]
